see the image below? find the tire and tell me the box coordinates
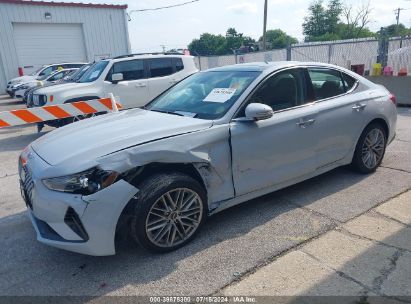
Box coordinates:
[127,172,207,253]
[351,122,387,174]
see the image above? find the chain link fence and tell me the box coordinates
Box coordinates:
[194,37,411,76]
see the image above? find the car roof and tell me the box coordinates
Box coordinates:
[205,61,350,73]
[42,63,87,68]
[111,54,193,63]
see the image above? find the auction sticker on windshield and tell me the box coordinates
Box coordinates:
[203,88,236,103]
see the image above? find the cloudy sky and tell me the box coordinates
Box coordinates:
[67,0,411,52]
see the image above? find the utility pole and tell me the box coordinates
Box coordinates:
[262,0,268,51]
[394,8,405,35]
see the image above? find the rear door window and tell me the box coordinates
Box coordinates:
[307,68,346,100]
[148,58,174,78]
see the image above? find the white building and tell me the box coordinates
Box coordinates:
[0,0,131,93]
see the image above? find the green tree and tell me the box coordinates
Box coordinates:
[303,0,375,41]
[259,29,298,49]
[226,27,242,38]
[325,0,343,33]
[188,28,256,56]
[383,24,411,37]
[341,2,374,39]
[303,1,327,39]
[188,33,227,56]
[225,28,245,53]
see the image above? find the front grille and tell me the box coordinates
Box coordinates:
[39,95,47,106]
[22,166,34,209]
[32,94,47,106]
[64,207,89,241]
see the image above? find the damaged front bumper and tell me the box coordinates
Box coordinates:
[20,150,139,256]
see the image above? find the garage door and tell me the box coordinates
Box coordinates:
[13,23,87,75]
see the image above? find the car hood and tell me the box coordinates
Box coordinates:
[16,80,38,87]
[10,75,35,84]
[31,109,213,167]
[35,82,91,94]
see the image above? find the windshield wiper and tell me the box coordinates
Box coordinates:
[150,109,185,116]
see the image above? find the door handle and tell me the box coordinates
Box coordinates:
[135,83,147,87]
[352,103,366,111]
[169,79,178,84]
[296,118,316,128]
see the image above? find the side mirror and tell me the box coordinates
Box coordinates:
[111,73,124,84]
[245,103,274,121]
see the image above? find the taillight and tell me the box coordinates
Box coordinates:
[389,93,397,105]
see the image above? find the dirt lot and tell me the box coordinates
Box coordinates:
[0,94,410,298]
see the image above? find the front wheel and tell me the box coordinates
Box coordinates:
[128,172,207,253]
[351,122,387,173]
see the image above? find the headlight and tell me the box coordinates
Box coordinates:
[42,168,119,195]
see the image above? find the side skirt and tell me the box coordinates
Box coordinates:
[209,159,350,215]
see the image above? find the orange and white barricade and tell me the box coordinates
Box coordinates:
[0,96,122,128]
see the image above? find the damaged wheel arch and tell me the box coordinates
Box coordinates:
[114,162,211,244]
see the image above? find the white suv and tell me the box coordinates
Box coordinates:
[32,54,198,109]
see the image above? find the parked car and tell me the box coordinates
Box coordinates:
[25,64,92,106]
[30,54,198,126]
[19,61,397,256]
[12,68,78,99]
[6,62,86,96]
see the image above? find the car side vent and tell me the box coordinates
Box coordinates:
[64,207,89,241]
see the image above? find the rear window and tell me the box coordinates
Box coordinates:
[308,68,346,100]
[342,73,357,91]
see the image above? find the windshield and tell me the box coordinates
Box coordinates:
[147,70,260,120]
[70,65,91,81]
[62,70,76,80]
[38,72,55,80]
[30,66,45,76]
[78,61,108,83]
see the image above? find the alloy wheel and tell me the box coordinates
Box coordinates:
[361,128,385,169]
[145,188,203,248]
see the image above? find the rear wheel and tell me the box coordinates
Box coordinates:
[351,122,387,173]
[127,172,207,253]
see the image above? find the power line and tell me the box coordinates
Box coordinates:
[129,0,200,14]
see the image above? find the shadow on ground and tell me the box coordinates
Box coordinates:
[0,167,377,298]
[0,131,46,152]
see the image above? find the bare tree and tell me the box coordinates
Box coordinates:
[342,1,372,39]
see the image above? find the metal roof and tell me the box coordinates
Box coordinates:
[0,0,127,9]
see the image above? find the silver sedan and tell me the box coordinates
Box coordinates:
[19,61,397,255]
